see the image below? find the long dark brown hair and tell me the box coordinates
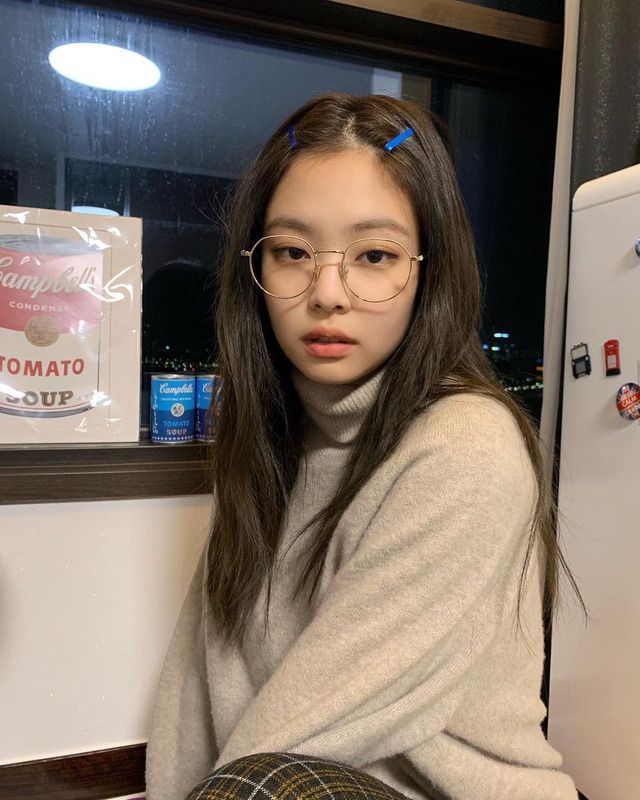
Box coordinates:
[206,91,584,649]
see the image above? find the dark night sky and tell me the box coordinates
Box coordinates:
[448,81,559,355]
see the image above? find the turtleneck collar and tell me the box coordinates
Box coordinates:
[291,364,387,445]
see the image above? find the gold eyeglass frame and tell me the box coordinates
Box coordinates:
[241,234,424,303]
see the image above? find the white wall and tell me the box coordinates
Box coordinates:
[0,494,211,764]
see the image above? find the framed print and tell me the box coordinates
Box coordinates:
[0,205,142,443]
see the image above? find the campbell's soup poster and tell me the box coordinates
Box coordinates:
[0,234,104,418]
[0,206,142,443]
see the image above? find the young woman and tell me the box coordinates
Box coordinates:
[145,92,582,800]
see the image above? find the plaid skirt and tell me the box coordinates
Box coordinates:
[185,752,411,800]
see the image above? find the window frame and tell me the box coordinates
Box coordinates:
[0,0,562,505]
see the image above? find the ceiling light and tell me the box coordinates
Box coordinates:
[72,206,120,216]
[49,43,161,91]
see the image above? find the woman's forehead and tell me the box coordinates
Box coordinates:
[266,151,418,240]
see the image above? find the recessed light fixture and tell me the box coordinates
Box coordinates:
[71,206,120,216]
[49,43,161,91]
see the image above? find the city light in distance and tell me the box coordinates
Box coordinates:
[506,382,544,392]
[49,43,161,91]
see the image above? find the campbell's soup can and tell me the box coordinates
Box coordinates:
[195,373,222,442]
[0,234,104,417]
[150,374,195,443]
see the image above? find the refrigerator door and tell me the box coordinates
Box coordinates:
[547,164,640,800]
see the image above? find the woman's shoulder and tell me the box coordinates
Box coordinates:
[419,390,523,436]
[369,390,539,538]
[394,390,535,481]
[409,386,518,424]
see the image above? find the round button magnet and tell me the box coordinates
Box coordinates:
[616,382,640,420]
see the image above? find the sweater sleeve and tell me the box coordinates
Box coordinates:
[145,542,218,800]
[214,401,539,770]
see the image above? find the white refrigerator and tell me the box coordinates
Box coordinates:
[547,163,640,800]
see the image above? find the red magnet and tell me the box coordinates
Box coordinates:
[616,383,640,420]
[604,339,621,376]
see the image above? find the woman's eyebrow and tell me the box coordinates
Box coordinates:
[264,216,411,238]
[264,216,313,235]
[351,218,411,238]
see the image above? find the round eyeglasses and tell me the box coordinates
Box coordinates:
[241,235,424,303]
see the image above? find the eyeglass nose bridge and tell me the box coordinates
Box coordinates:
[312,248,349,280]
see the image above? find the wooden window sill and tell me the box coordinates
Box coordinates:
[0,431,211,505]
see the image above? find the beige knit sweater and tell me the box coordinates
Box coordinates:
[145,365,578,800]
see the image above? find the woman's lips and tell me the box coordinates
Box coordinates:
[303,340,356,357]
[301,330,358,358]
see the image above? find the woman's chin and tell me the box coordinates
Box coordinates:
[291,356,381,386]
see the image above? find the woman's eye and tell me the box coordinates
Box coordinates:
[273,247,308,260]
[361,249,394,265]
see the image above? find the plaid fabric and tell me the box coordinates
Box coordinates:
[185,752,411,800]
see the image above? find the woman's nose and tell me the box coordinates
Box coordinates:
[307,256,352,311]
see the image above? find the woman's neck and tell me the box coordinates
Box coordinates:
[291,365,387,445]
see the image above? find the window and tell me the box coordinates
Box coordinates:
[0,0,561,502]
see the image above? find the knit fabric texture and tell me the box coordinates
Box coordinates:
[145,365,578,800]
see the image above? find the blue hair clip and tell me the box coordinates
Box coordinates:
[287,125,298,148]
[384,127,414,152]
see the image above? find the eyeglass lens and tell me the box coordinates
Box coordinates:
[250,235,411,302]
